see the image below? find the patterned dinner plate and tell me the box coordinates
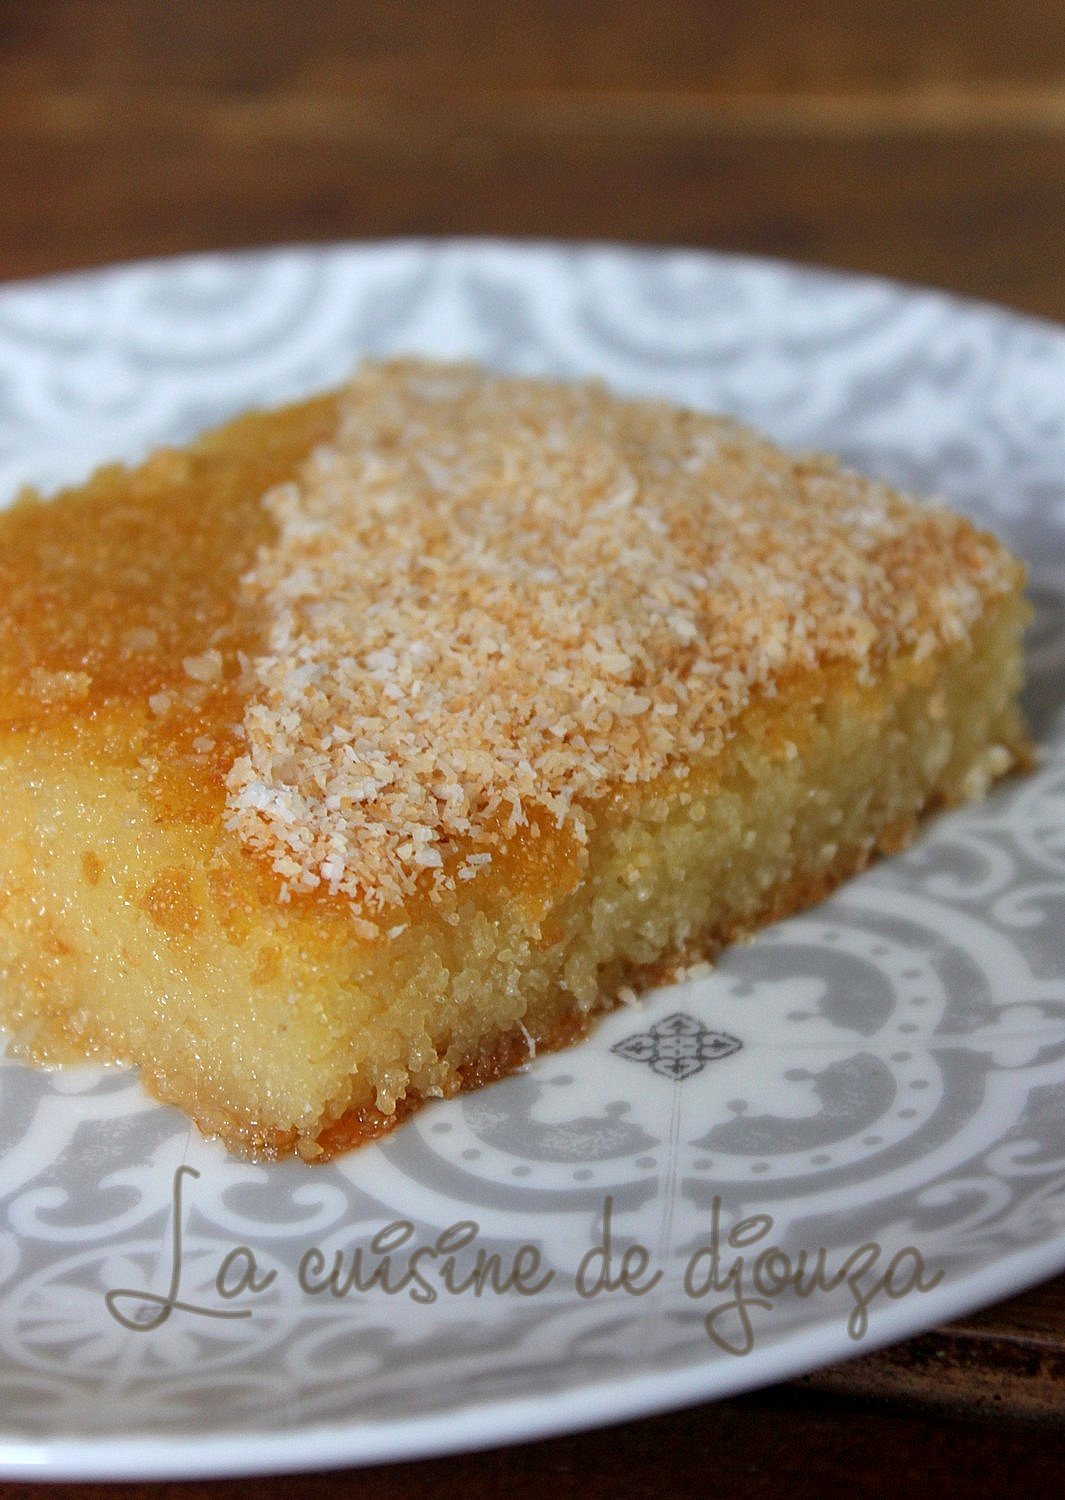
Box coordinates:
[1,241,1064,1480]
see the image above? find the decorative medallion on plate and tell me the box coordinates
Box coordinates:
[612,1013,743,1080]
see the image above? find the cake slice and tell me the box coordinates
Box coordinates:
[0,360,1030,1159]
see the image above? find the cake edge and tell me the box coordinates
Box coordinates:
[281,729,1034,1164]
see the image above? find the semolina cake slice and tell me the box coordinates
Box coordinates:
[0,359,1030,1160]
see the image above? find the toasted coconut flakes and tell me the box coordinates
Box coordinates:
[183,648,223,683]
[224,358,1021,917]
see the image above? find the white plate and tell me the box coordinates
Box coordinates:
[1,241,1064,1481]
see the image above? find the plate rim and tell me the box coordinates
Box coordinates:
[3,1235,1064,1481]
[1,233,1063,343]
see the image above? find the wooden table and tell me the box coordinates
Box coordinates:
[0,3,1063,1493]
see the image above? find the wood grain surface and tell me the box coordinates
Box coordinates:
[2,0,1064,317]
[0,2,1063,1494]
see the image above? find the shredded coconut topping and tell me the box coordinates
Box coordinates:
[224,359,1018,922]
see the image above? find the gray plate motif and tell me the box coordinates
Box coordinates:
[0,241,1063,1480]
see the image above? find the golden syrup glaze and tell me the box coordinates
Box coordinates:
[0,395,336,756]
[0,397,341,947]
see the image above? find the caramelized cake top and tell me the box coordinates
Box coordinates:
[0,396,338,838]
[220,359,1021,924]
